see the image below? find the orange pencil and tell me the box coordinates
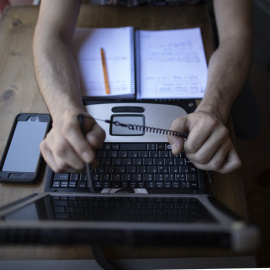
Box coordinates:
[100,48,110,95]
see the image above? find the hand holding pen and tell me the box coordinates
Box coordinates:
[77,114,107,193]
[40,109,106,175]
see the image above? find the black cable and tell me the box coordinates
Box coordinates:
[91,245,116,270]
[77,114,95,193]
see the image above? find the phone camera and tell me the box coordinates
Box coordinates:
[31,116,37,121]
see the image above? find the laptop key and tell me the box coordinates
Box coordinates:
[147,182,155,188]
[129,151,138,158]
[54,173,69,181]
[186,174,198,181]
[147,143,156,151]
[121,181,128,188]
[112,182,121,188]
[122,158,132,166]
[80,174,88,181]
[143,174,153,181]
[78,182,87,188]
[157,143,165,150]
[111,174,121,181]
[138,182,145,188]
[190,182,198,188]
[70,173,79,181]
[111,144,120,150]
[159,151,169,158]
[180,166,189,173]
[122,174,131,181]
[172,182,180,188]
[182,182,190,188]
[153,174,163,181]
[60,181,68,188]
[164,182,172,188]
[156,182,164,188]
[103,182,111,188]
[68,181,76,188]
[52,181,60,188]
[127,166,136,173]
[130,182,136,188]
[95,181,102,188]
[120,144,146,150]
[132,174,142,181]
[118,151,128,158]
[137,166,147,173]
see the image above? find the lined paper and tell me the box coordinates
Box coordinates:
[137,28,208,99]
[73,27,135,98]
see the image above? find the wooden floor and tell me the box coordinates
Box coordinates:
[236,61,270,267]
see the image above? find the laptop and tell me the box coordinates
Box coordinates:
[0,101,260,251]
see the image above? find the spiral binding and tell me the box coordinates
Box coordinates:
[96,118,188,139]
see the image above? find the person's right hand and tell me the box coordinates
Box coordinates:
[40,109,106,173]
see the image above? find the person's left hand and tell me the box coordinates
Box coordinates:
[167,111,241,174]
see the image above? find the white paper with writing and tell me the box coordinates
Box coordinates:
[137,28,208,99]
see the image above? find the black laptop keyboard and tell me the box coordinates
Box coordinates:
[52,195,211,223]
[51,143,203,192]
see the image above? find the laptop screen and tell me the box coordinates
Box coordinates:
[4,194,217,224]
[0,193,260,251]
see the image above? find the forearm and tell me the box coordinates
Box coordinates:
[33,35,84,122]
[197,35,253,124]
[197,0,253,124]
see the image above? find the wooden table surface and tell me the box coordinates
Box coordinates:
[0,4,249,260]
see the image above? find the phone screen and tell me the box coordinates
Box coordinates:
[2,116,48,173]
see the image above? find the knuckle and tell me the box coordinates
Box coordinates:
[206,117,219,128]
[185,142,196,153]
[210,159,223,171]
[73,160,85,171]
[54,167,62,173]
[220,126,229,138]
[56,160,67,172]
[101,128,106,140]
[197,153,210,164]
[190,152,209,165]
[88,128,106,148]
[39,140,46,152]
[54,142,67,157]
[171,119,178,128]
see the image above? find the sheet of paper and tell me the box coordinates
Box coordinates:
[73,27,135,97]
[137,28,208,99]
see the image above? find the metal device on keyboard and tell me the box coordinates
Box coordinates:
[95,118,188,139]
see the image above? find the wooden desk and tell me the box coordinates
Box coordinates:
[0,4,248,261]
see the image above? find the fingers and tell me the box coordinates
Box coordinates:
[188,138,241,174]
[62,115,96,163]
[168,112,241,174]
[40,110,106,173]
[167,117,188,155]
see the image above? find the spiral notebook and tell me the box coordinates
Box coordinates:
[72,26,208,100]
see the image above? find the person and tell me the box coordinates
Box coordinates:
[33,0,253,174]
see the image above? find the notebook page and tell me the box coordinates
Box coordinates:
[137,28,208,99]
[73,27,135,98]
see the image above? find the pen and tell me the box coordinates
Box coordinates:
[100,48,110,95]
[77,114,95,193]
